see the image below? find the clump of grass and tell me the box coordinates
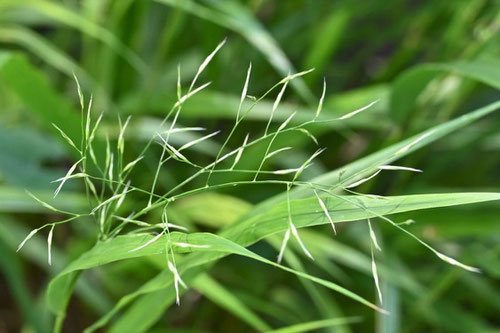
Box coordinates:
[16,40,488,331]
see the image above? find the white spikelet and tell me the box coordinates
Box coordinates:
[314,191,336,235]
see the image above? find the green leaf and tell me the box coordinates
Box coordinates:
[221,192,500,245]
[155,0,315,104]
[0,52,82,149]
[299,229,422,295]
[0,187,87,213]
[0,0,146,73]
[192,274,271,331]
[122,90,388,130]
[0,237,50,333]
[0,124,65,189]
[48,231,384,317]
[376,281,400,333]
[0,25,94,86]
[248,99,500,218]
[267,235,349,333]
[173,193,252,228]
[390,58,500,122]
[265,317,362,333]
[0,216,113,316]
[106,289,177,333]
[303,8,350,85]
[63,192,500,330]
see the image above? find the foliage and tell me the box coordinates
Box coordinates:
[1,1,500,332]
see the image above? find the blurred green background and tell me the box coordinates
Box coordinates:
[1,0,500,332]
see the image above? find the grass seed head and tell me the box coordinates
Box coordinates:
[277,228,291,264]
[16,229,38,253]
[289,221,314,261]
[339,100,378,120]
[47,225,54,266]
[129,232,164,253]
[315,78,326,119]
[345,169,381,189]
[314,191,336,235]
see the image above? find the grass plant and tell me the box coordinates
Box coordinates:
[13,43,500,332]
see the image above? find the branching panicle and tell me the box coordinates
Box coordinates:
[19,42,482,322]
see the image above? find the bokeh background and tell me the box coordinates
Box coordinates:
[1,1,500,332]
